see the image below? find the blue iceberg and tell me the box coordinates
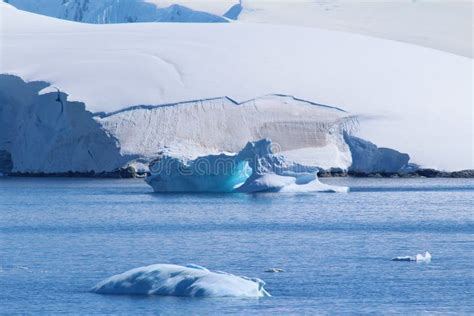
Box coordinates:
[146,139,348,193]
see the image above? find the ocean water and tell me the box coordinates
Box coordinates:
[0,177,473,314]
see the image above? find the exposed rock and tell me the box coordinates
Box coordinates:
[9,167,137,178]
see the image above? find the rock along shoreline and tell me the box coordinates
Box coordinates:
[2,168,474,179]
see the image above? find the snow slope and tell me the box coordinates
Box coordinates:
[1,3,472,170]
[6,0,471,58]
[92,263,270,297]
[233,0,473,58]
[4,0,227,23]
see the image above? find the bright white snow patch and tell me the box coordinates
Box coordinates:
[91,263,271,297]
[234,0,472,58]
[392,251,432,263]
[146,139,349,193]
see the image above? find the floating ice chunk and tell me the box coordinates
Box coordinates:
[146,139,348,193]
[415,252,432,263]
[265,268,284,273]
[91,264,271,298]
[392,251,432,263]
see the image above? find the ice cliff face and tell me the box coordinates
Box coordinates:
[0,75,129,173]
[344,133,410,174]
[4,0,228,23]
[97,95,355,171]
[0,75,411,175]
[0,75,353,174]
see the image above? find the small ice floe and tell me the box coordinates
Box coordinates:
[265,268,285,273]
[91,263,271,298]
[392,251,432,263]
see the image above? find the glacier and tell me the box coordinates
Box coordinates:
[146,139,349,193]
[0,75,130,173]
[1,2,472,172]
[91,263,271,298]
[4,0,228,23]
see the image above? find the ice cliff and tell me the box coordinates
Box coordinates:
[98,95,355,172]
[0,76,356,174]
[92,263,270,297]
[0,75,129,173]
[344,133,410,174]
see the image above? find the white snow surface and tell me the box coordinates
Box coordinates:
[146,139,349,193]
[1,3,472,170]
[234,0,473,58]
[6,0,472,58]
[91,263,271,297]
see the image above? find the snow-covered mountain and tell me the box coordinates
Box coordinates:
[3,0,228,23]
[0,2,472,173]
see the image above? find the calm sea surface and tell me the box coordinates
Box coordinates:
[0,177,473,314]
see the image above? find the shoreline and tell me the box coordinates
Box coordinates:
[2,168,474,179]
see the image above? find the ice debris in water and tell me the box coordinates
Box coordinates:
[91,263,271,298]
[265,268,285,273]
[392,251,432,263]
[146,139,349,193]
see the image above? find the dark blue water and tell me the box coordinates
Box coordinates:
[1,177,473,314]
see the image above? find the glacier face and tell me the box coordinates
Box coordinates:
[0,75,410,176]
[344,133,410,174]
[4,0,227,23]
[0,75,354,174]
[97,95,354,171]
[0,75,129,173]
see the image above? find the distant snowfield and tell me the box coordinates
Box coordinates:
[0,3,472,170]
[234,0,473,59]
[5,0,473,58]
[150,0,473,58]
